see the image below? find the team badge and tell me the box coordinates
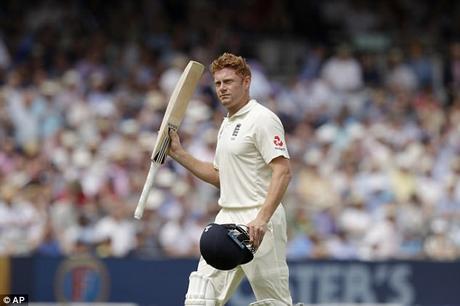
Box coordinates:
[232,124,241,136]
[231,123,241,140]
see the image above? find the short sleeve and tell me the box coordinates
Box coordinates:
[254,112,290,164]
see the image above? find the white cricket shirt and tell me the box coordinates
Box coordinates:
[214,99,290,208]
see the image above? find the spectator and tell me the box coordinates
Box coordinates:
[444,42,460,102]
[407,41,435,90]
[339,195,373,244]
[321,44,363,92]
[326,230,358,259]
[385,48,418,93]
[0,184,42,255]
[423,219,458,260]
[93,202,137,257]
[61,213,96,255]
[158,211,201,258]
[360,206,400,259]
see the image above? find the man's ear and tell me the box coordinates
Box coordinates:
[243,75,251,90]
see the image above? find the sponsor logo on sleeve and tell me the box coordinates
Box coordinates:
[273,135,286,150]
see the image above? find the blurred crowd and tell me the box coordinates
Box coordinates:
[0,0,460,261]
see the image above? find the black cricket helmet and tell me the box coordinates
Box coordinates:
[199,223,255,270]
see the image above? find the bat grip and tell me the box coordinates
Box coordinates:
[134,162,161,219]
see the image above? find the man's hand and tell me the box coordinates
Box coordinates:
[247,217,268,250]
[168,130,184,161]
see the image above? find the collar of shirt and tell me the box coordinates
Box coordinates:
[226,99,256,120]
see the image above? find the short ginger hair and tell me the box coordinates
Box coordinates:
[210,53,251,78]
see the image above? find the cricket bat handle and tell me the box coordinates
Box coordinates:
[134,162,161,219]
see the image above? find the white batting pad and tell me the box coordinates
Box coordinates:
[185,272,219,306]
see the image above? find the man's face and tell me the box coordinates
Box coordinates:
[213,68,250,112]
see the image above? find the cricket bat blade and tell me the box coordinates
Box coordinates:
[134,60,204,219]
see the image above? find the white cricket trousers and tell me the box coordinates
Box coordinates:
[187,204,293,305]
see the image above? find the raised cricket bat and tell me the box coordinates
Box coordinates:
[134,60,204,219]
